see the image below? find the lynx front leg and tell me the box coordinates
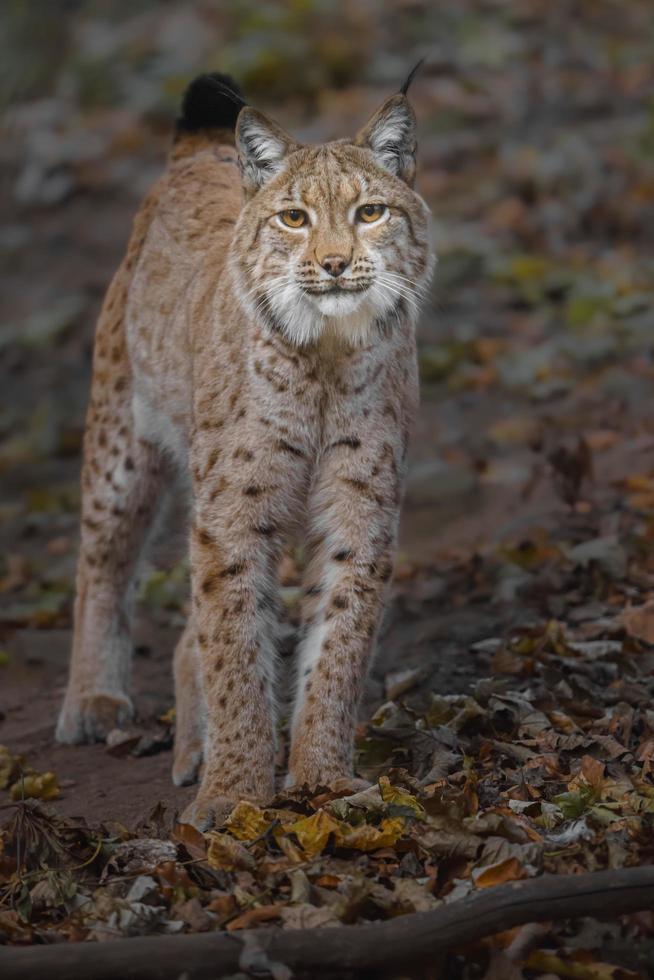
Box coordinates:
[56,388,163,744]
[180,515,283,830]
[288,448,402,788]
[181,429,310,830]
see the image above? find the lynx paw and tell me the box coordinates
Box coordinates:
[178,794,237,832]
[55,692,134,744]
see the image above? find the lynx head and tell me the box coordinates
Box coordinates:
[231,89,433,348]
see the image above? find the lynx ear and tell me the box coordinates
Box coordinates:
[355,94,417,185]
[236,107,300,193]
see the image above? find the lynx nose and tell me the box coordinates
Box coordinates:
[320,254,350,278]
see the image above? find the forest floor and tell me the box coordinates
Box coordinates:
[2,2,654,977]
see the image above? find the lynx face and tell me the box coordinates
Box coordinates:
[232,96,432,347]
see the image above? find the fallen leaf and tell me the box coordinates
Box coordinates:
[9,771,60,802]
[226,904,283,931]
[384,666,426,700]
[335,817,405,852]
[580,755,606,791]
[526,949,640,978]
[225,801,273,842]
[170,896,212,932]
[473,857,527,888]
[280,904,341,929]
[102,838,177,878]
[378,775,425,817]
[172,821,207,861]
[206,893,237,917]
[619,601,654,644]
[206,833,256,872]
[284,810,341,859]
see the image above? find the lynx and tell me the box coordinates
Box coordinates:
[56,72,433,829]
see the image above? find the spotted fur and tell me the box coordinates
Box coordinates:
[56,79,434,829]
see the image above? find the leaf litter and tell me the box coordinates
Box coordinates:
[2,602,654,974]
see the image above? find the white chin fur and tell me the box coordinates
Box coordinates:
[266,282,397,348]
[311,291,365,317]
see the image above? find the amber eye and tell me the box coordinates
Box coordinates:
[279,209,308,228]
[357,203,387,223]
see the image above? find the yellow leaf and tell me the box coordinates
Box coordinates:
[10,771,60,801]
[224,801,272,842]
[206,832,256,872]
[334,816,405,851]
[378,776,425,817]
[526,950,639,978]
[282,807,407,859]
[285,810,342,858]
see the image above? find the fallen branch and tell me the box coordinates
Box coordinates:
[1,866,653,979]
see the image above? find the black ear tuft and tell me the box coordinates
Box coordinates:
[176,73,247,133]
[399,58,425,96]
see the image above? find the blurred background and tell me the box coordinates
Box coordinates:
[1,0,654,820]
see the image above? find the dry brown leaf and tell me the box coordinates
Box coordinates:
[206,832,256,872]
[473,857,527,889]
[580,755,606,791]
[636,737,654,763]
[280,904,341,930]
[170,896,212,932]
[619,601,654,644]
[172,821,207,860]
[314,874,341,888]
[225,904,283,932]
[206,893,237,917]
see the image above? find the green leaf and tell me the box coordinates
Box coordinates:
[552,785,597,820]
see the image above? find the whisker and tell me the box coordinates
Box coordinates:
[381,272,430,303]
[381,271,428,297]
[375,276,420,312]
[375,279,419,314]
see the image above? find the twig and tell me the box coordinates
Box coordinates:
[0,866,652,979]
